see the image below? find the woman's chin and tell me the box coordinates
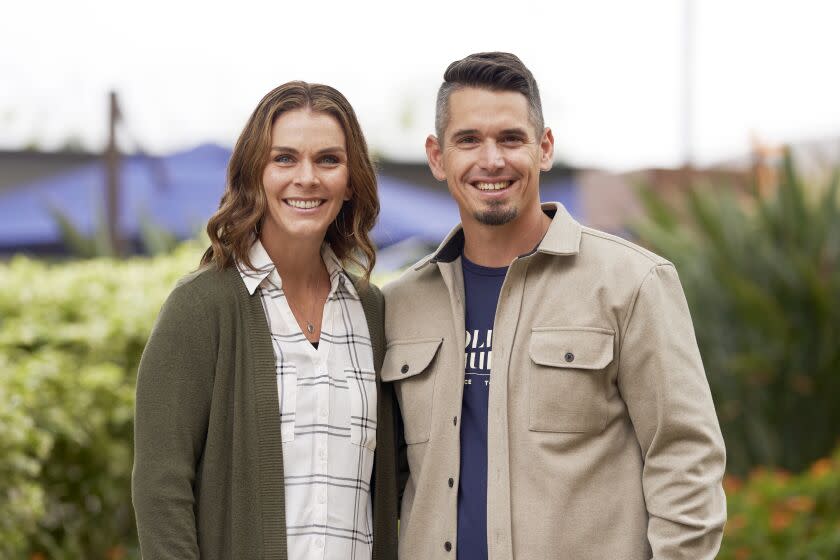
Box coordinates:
[264,221,332,246]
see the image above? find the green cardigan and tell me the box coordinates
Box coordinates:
[132,266,399,560]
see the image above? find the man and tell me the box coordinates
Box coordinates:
[382,52,726,559]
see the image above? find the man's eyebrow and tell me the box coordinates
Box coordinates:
[449,128,530,139]
[499,127,529,137]
[450,129,480,139]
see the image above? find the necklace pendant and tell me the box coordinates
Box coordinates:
[307,323,314,334]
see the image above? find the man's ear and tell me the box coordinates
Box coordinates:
[539,127,555,172]
[425,135,447,181]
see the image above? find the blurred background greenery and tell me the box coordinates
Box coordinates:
[1,153,839,558]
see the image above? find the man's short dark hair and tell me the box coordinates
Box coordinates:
[435,51,544,142]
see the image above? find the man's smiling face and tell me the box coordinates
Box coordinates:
[427,87,553,229]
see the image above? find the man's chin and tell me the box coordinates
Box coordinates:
[474,204,518,226]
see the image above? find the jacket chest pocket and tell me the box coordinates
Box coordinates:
[345,367,378,450]
[528,327,614,434]
[381,337,443,444]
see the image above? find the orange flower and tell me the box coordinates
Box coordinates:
[770,509,794,531]
[106,546,127,560]
[748,466,768,480]
[735,546,752,560]
[773,470,791,484]
[723,474,743,493]
[810,458,833,479]
[786,495,815,513]
[726,514,747,534]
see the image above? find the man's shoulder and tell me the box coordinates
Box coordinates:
[579,225,671,270]
[381,252,440,299]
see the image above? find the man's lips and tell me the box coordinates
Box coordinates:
[470,180,514,192]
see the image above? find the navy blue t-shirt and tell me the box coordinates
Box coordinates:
[457,254,507,560]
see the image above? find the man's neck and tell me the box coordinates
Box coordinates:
[461,205,551,268]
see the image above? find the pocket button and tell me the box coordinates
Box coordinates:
[401,364,410,374]
[564,352,575,363]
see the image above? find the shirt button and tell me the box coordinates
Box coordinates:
[401,364,409,374]
[444,541,452,552]
[320,408,328,420]
[316,538,324,548]
[453,416,458,426]
[319,448,327,460]
[448,477,454,488]
[318,491,326,504]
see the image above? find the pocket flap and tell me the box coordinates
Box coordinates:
[382,337,443,382]
[529,327,614,370]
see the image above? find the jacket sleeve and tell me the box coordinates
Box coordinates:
[132,282,217,559]
[616,264,726,559]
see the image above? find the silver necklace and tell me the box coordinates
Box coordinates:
[287,271,322,337]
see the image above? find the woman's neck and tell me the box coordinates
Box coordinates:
[259,231,327,289]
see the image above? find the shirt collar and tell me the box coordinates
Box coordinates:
[238,240,275,295]
[237,239,356,298]
[415,201,582,270]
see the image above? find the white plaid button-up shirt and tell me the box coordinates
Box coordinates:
[239,240,376,560]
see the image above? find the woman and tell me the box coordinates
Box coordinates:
[132,82,398,560]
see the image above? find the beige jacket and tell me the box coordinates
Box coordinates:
[382,203,726,560]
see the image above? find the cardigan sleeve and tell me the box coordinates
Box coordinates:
[132,280,217,560]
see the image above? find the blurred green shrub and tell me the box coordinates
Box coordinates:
[0,244,201,559]
[0,366,49,558]
[0,243,396,557]
[719,447,840,559]
[636,151,840,474]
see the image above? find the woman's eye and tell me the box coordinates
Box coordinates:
[274,154,294,164]
[319,155,340,165]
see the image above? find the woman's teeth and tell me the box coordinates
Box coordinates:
[286,199,323,209]
[475,181,511,191]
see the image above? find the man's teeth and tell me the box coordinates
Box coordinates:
[286,199,323,209]
[475,181,511,191]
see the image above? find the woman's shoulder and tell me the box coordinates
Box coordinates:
[345,272,383,302]
[165,265,242,313]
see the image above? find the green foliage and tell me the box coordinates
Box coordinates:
[48,205,114,258]
[635,151,840,474]
[719,447,840,559]
[0,244,201,558]
[0,373,49,558]
[49,206,185,258]
[0,243,395,557]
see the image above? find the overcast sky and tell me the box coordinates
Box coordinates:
[1,0,838,170]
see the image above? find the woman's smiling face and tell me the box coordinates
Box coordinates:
[260,108,350,244]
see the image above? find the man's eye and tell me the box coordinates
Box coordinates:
[457,136,478,144]
[501,136,524,144]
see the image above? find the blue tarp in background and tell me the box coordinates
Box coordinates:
[0,144,579,253]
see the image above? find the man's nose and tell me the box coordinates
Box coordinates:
[478,141,504,171]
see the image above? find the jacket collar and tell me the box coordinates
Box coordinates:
[415,201,582,270]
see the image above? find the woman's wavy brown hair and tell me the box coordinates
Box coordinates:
[201,81,379,278]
